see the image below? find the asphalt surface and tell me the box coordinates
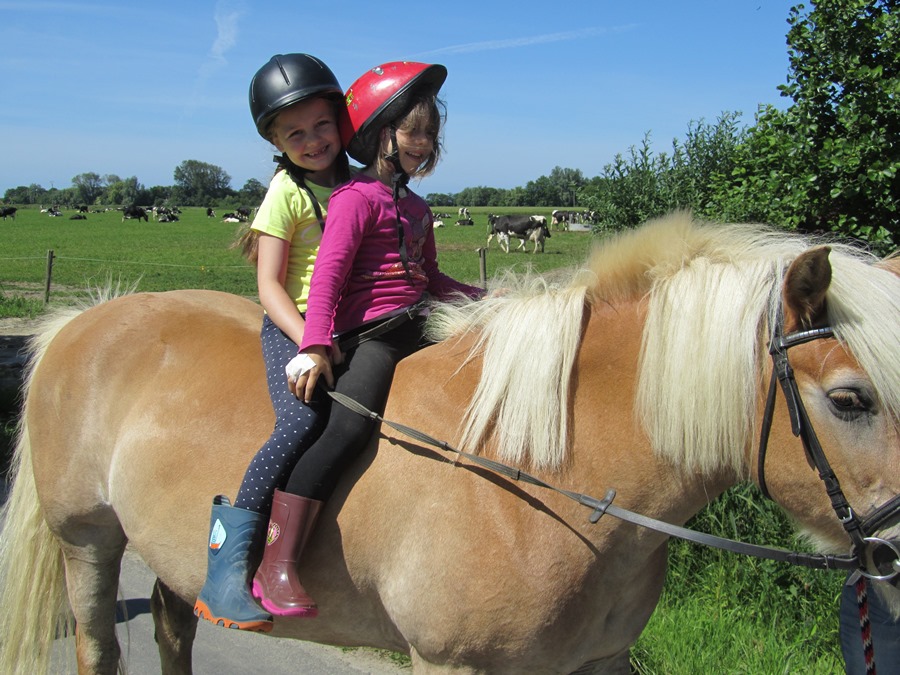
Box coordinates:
[44,549,408,674]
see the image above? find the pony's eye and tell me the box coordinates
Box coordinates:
[827,388,874,421]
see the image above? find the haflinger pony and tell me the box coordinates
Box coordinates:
[0,213,898,674]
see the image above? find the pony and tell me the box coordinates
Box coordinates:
[1,213,898,674]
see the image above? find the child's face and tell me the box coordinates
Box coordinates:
[272,97,341,175]
[394,126,433,175]
[385,121,436,176]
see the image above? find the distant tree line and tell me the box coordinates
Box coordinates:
[3,2,895,251]
[2,160,268,211]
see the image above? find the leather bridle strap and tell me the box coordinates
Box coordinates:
[759,319,869,549]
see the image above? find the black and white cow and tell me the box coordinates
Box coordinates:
[122,205,149,222]
[0,207,17,220]
[487,214,551,254]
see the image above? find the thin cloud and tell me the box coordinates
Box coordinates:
[199,0,245,77]
[416,25,636,57]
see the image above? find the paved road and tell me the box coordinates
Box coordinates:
[46,549,407,674]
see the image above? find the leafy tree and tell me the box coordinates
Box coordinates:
[173,159,232,206]
[71,172,104,205]
[3,186,32,204]
[717,0,898,250]
[238,178,267,205]
[425,193,455,207]
[105,176,143,206]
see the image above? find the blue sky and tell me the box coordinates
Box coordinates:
[0,1,798,198]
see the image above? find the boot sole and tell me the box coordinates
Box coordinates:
[193,599,274,632]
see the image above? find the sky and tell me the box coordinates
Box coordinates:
[0,1,799,198]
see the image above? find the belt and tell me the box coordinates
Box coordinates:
[337,300,428,353]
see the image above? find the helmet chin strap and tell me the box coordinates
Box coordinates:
[386,125,411,277]
[387,125,410,200]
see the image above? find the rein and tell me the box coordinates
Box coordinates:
[325,388,862,573]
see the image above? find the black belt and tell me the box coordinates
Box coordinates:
[337,301,428,353]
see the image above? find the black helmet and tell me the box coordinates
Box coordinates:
[249,54,343,139]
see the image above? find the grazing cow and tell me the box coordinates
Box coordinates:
[487,214,551,253]
[457,207,470,219]
[551,209,571,230]
[206,208,216,218]
[0,207,16,220]
[122,206,148,222]
[236,206,251,220]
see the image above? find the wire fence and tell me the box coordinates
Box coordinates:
[1,248,489,305]
[0,249,256,304]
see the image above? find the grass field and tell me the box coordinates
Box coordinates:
[0,204,594,316]
[0,203,848,672]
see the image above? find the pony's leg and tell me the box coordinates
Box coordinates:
[150,578,197,675]
[60,545,126,675]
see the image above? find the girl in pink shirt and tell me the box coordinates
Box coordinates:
[253,61,482,618]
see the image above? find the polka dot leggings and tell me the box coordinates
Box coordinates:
[233,315,328,514]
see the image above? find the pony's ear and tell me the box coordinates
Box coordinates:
[782,246,832,332]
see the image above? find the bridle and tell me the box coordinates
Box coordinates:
[757,306,900,582]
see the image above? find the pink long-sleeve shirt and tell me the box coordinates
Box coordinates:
[300,174,482,351]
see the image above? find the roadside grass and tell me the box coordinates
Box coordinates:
[0,204,849,671]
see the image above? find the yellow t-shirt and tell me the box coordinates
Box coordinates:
[251,170,334,313]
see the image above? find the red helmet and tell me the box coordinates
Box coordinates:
[340,61,447,165]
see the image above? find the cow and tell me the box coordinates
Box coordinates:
[206,208,216,218]
[487,214,551,254]
[0,207,16,220]
[69,214,87,220]
[433,220,445,228]
[236,206,252,220]
[455,218,474,226]
[122,206,148,222]
[458,207,470,219]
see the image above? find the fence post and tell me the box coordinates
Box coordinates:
[477,247,487,288]
[44,249,55,305]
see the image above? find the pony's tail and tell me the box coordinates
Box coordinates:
[0,310,83,674]
[0,424,74,675]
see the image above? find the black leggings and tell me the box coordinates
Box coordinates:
[283,316,427,502]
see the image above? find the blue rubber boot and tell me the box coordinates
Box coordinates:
[193,495,273,632]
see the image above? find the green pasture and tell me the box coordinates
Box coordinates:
[0,204,848,672]
[0,205,593,315]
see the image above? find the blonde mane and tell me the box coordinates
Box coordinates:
[426,213,900,474]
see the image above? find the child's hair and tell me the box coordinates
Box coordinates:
[373,95,446,179]
[233,95,352,265]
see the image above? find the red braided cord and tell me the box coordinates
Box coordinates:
[855,575,876,675]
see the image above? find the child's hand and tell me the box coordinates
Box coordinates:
[287,346,333,402]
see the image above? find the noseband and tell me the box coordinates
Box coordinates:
[757,308,900,581]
